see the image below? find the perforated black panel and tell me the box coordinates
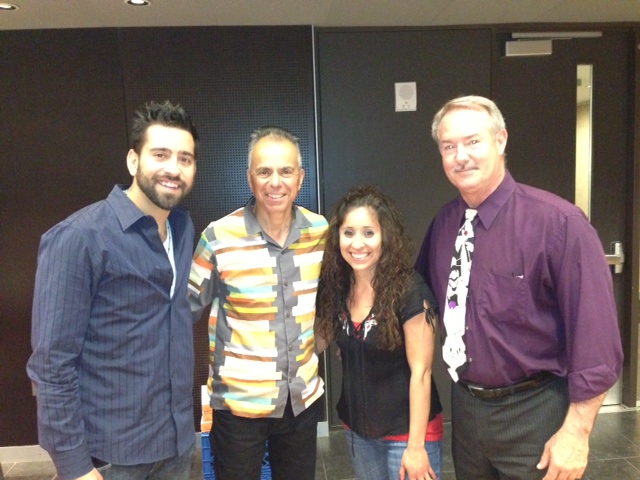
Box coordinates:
[120,26,317,429]
[120,26,317,235]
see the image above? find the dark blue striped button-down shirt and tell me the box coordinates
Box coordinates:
[27,185,196,480]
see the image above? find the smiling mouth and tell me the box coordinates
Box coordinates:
[159,179,182,191]
[351,252,368,260]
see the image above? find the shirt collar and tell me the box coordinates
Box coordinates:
[473,171,516,230]
[243,197,310,239]
[107,185,146,231]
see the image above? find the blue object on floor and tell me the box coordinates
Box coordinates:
[201,432,271,480]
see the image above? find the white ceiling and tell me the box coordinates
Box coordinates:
[1,0,639,30]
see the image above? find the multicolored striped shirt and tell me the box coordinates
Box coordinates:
[189,198,328,418]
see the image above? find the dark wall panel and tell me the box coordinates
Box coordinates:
[316,28,492,424]
[0,29,129,446]
[118,25,317,429]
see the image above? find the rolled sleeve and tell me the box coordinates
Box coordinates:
[553,214,623,401]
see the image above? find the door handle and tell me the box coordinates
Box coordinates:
[605,241,624,274]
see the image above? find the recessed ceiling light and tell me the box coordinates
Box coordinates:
[126,0,150,6]
[0,3,19,10]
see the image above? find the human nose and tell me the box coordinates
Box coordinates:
[268,171,282,187]
[455,144,469,162]
[163,155,181,175]
[352,233,365,248]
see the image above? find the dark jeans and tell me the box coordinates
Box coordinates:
[96,441,196,480]
[451,375,569,480]
[211,397,321,480]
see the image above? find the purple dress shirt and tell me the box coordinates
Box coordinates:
[416,172,623,402]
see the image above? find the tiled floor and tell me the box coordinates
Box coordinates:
[3,408,640,479]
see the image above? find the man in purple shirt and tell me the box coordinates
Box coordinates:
[415,95,623,480]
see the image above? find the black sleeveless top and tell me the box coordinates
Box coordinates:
[336,273,443,439]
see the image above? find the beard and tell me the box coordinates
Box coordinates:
[135,169,192,211]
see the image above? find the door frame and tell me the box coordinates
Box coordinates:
[626,26,640,408]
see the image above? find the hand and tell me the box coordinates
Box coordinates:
[75,468,104,480]
[538,425,589,480]
[399,446,436,480]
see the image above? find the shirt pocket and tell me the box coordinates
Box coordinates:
[478,271,528,324]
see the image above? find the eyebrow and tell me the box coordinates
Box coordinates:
[149,147,195,159]
[441,133,481,144]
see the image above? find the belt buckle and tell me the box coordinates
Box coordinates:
[466,384,486,397]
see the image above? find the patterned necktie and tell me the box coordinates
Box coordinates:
[442,208,478,382]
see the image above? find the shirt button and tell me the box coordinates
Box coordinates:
[289,346,293,352]
[286,312,291,318]
[468,357,473,362]
[284,281,289,287]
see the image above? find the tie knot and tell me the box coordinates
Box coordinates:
[465,209,478,221]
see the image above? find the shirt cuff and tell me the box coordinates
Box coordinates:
[49,442,94,480]
[567,364,621,403]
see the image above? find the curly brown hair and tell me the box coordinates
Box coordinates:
[315,184,414,351]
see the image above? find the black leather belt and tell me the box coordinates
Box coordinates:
[458,371,555,400]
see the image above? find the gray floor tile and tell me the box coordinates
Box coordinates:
[4,461,55,479]
[584,458,640,480]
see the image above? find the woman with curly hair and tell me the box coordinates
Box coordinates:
[316,185,443,480]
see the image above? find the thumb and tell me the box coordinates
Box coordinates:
[398,465,406,480]
[537,443,551,470]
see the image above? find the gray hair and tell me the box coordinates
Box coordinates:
[431,95,506,145]
[247,127,302,169]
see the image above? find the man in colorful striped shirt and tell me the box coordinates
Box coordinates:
[189,127,328,480]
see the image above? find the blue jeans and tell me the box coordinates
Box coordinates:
[344,429,443,480]
[96,441,195,480]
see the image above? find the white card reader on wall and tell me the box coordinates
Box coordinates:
[395,82,417,112]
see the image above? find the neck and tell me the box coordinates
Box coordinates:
[349,277,375,310]
[254,206,293,246]
[351,275,375,298]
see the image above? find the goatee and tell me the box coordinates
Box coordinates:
[136,170,191,211]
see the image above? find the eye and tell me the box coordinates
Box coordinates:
[364,230,375,238]
[341,229,353,238]
[280,167,295,178]
[180,156,194,166]
[256,168,271,178]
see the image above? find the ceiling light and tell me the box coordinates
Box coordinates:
[126,0,150,6]
[0,3,19,10]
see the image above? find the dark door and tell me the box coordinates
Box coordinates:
[492,28,633,405]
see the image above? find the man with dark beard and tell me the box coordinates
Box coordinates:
[27,101,199,480]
